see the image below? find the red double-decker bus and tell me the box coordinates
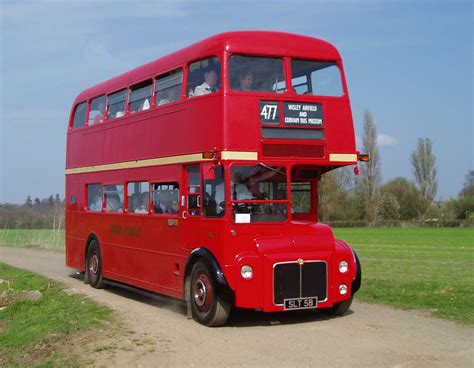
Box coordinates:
[66,31,362,326]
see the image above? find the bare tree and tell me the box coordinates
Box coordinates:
[359,111,382,222]
[410,137,438,213]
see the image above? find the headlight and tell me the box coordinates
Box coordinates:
[339,284,348,295]
[241,265,254,279]
[339,260,349,274]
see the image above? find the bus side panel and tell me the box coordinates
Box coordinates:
[149,110,183,158]
[125,118,151,161]
[65,178,85,270]
[182,98,223,153]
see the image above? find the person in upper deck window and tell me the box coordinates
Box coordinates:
[238,71,254,91]
[194,68,218,96]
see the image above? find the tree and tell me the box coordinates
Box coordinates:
[377,193,400,220]
[48,195,54,206]
[410,137,437,215]
[457,170,474,219]
[359,111,382,222]
[25,195,33,208]
[34,197,41,206]
[380,177,423,220]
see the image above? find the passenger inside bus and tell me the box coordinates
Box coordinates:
[232,172,253,200]
[238,71,254,91]
[155,191,178,214]
[194,68,218,96]
[158,85,180,105]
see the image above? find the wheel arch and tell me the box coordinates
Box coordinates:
[184,248,234,305]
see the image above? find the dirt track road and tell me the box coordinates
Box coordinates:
[1,246,472,367]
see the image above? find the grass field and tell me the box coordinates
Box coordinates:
[334,228,474,324]
[0,262,114,366]
[0,229,65,251]
[1,227,473,323]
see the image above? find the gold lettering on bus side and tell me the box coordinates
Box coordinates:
[110,224,142,238]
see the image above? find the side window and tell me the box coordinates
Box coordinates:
[130,80,152,113]
[127,182,149,214]
[203,165,225,218]
[187,57,221,97]
[291,182,311,213]
[87,184,102,211]
[155,69,183,106]
[72,102,87,129]
[152,183,180,214]
[104,184,124,213]
[187,166,201,216]
[107,89,127,120]
[89,95,106,125]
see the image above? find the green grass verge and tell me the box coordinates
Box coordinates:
[334,227,474,324]
[0,262,113,365]
[0,229,65,251]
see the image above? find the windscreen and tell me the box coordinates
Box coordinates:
[291,60,344,97]
[231,164,288,223]
[229,55,286,93]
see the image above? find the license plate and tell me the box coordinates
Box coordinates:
[284,297,318,310]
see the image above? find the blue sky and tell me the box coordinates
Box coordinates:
[0,0,472,203]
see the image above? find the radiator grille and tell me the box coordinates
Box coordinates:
[274,261,327,305]
[262,144,325,158]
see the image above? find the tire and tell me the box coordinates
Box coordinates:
[190,260,230,327]
[323,297,353,316]
[85,239,105,289]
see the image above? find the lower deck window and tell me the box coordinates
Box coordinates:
[104,184,124,212]
[87,184,103,211]
[152,183,179,214]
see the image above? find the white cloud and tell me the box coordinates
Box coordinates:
[377,133,399,147]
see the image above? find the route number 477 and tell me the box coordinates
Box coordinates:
[261,104,278,120]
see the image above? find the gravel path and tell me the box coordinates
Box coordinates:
[1,246,472,367]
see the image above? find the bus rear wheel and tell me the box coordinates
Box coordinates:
[86,239,105,289]
[190,260,230,327]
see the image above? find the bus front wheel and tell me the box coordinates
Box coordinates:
[323,297,353,316]
[86,239,105,289]
[190,260,230,327]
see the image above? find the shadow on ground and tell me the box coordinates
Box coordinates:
[69,271,352,328]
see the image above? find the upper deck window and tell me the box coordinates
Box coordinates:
[229,55,286,93]
[188,57,221,97]
[291,60,344,97]
[107,89,127,120]
[156,69,183,106]
[89,95,106,125]
[130,80,152,113]
[72,102,87,129]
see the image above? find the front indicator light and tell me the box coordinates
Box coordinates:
[339,284,348,295]
[241,265,254,279]
[339,260,349,274]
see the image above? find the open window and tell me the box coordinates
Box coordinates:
[130,80,152,113]
[152,183,180,214]
[155,69,183,106]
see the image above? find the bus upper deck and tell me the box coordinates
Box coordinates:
[67,31,357,174]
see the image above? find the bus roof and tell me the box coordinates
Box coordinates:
[74,31,341,105]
